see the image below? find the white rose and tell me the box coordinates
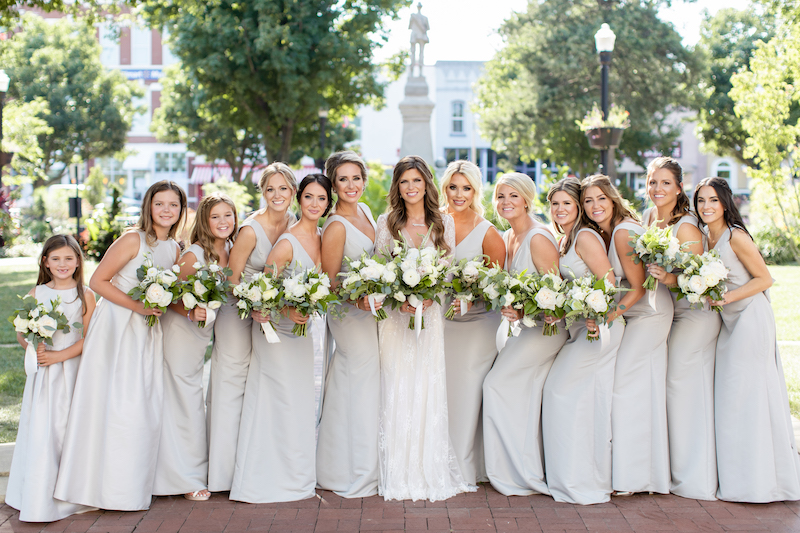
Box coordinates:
[361,265,381,281]
[13,315,29,333]
[343,273,361,287]
[311,285,330,302]
[501,292,515,307]
[406,248,420,261]
[522,315,537,328]
[147,267,159,278]
[36,315,58,338]
[393,292,406,302]
[291,284,307,298]
[182,293,199,309]
[699,263,724,287]
[381,269,397,283]
[350,260,362,269]
[687,275,708,294]
[245,286,263,302]
[207,300,223,310]
[463,263,480,281]
[400,260,416,273]
[687,293,701,304]
[585,290,609,313]
[393,245,402,256]
[665,238,680,259]
[158,288,175,307]
[535,287,558,310]
[403,269,421,287]
[145,283,167,306]
[484,284,500,300]
[209,263,221,273]
[194,280,209,297]
[237,299,248,310]
[193,262,203,270]
[29,308,39,319]
[677,274,689,292]
[162,271,178,285]
[262,288,279,301]
[171,264,181,274]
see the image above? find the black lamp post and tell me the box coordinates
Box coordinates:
[0,69,9,189]
[594,23,616,175]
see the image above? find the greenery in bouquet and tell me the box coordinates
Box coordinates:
[177,261,232,328]
[529,272,569,336]
[444,257,487,320]
[672,249,729,312]
[478,266,540,335]
[9,294,83,346]
[127,253,182,326]
[282,267,339,337]
[337,252,397,321]
[628,224,693,291]
[563,273,627,342]
[232,271,284,323]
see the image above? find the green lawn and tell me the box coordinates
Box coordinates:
[0,346,26,443]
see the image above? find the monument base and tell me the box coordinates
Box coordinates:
[399,76,435,167]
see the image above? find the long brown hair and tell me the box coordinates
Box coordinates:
[547,177,584,256]
[190,193,238,264]
[134,180,187,245]
[386,156,449,253]
[693,177,753,240]
[647,156,691,226]
[580,174,640,233]
[38,234,88,315]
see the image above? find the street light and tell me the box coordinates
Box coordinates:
[594,23,616,174]
[317,107,329,171]
[0,69,9,189]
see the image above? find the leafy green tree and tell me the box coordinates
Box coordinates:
[84,166,106,208]
[202,180,256,216]
[474,0,703,176]
[1,97,52,186]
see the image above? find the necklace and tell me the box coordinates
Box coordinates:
[411,223,426,227]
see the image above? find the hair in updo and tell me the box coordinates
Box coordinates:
[296,173,333,217]
[258,162,297,195]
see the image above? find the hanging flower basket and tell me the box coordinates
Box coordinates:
[586,127,624,150]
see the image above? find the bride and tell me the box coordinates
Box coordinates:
[374,155,476,501]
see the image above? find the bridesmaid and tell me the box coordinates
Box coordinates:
[317,151,380,497]
[542,177,623,505]
[440,160,505,484]
[206,164,295,492]
[230,173,331,503]
[482,172,567,496]
[154,193,237,501]
[643,158,721,500]
[582,174,672,496]
[696,177,800,502]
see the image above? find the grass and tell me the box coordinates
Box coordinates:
[770,265,800,342]
[0,346,26,443]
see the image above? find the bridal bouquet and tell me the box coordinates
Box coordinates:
[282,268,339,337]
[386,239,449,331]
[529,273,569,336]
[478,266,536,349]
[444,257,486,319]
[563,274,625,342]
[673,250,728,312]
[338,252,397,321]
[232,271,284,342]
[178,262,232,328]
[628,224,691,291]
[9,294,82,375]
[127,253,181,326]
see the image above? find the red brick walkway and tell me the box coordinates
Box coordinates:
[2,485,800,532]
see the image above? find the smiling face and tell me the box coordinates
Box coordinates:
[445,173,475,214]
[44,245,79,282]
[583,185,614,228]
[333,162,365,206]
[695,185,724,226]
[208,201,236,240]
[550,190,579,229]
[647,167,681,210]
[263,173,294,214]
[494,183,527,222]
[299,182,329,222]
[151,190,182,230]
[398,168,426,206]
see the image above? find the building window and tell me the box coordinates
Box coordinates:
[715,161,731,180]
[155,152,186,174]
[451,101,464,134]
[445,148,471,163]
[131,25,152,66]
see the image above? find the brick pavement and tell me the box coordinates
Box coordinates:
[2,485,800,532]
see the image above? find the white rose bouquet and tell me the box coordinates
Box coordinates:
[477,267,538,349]
[563,273,626,342]
[672,250,728,312]
[127,253,181,326]
[177,261,232,328]
[281,267,339,337]
[232,271,284,342]
[628,224,692,291]
[337,252,396,321]
[529,272,569,336]
[8,294,83,375]
[444,257,487,319]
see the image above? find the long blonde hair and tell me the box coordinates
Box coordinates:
[134,180,187,245]
[439,160,485,217]
[38,234,88,315]
[580,174,639,232]
[547,177,584,256]
[190,193,238,263]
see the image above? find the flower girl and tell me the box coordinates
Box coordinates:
[54,181,185,511]
[6,235,96,522]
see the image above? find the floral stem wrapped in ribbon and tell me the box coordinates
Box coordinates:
[672,249,729,312]
[178,261,232,328]
[127,253,181,326]
[563,273,628,342]
[337,252,397,321]
[281,266,339,337]
[232,271,284,342]
[444,257,486,320]
[627,223,692,291]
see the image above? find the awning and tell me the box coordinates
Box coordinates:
[190,164,233,184]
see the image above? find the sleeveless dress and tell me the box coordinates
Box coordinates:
[154,243,230,496]
[374,213,475,501]
[608,221,673,494]
[542,228,624,505]
[55,230,179,510]
[483,227,568,496]
[230,233,318,503]
[712,227,800,502]
[317,204,381,498]
[644,210,721,500]
[206,218,272,492]
[443,219,501,484]
[6,285,90,522]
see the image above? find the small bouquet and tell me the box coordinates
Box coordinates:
[444,257,486,319]
[232,271,284,342]
[529,273,568,336]
[282,267,339,337]
[563,274,626,342]
[338,252,397,321]
[628,224,691,291]
[9,294,83,375]
[127,253,181,326]
[673,250,728,312]
[178,261,232,328]
[478,266,534,349]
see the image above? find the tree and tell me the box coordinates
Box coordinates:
[0,14,143,186]
[1,97,53,186]
[474,0,703,176]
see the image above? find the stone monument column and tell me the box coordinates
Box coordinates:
[399,3,434,166]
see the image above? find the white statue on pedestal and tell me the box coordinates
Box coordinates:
[409,3,429,78]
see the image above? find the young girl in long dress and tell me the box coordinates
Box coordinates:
[154,193,237,501]
[541,177,623,505]
[440,160,505,485]
[230,173,331,503]
[206,164,295,492]
[6,235,96,522]
[643,158,721,500]
[374,155,475,501]
[695,177,800,502]
[482,173,567,496]
[317,151,381,497]
[54,181,185,511]
[582,174,672,496]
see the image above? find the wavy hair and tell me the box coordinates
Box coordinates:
[647,156,691,226]
[439,160,485,217]
[693,177,752,240]
[547,177,584,256]
[579,174,639,232]
[134,180,187,246]
[190,192,239,264]
[38,234,88,315]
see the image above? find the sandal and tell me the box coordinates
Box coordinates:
[185,490,211,501]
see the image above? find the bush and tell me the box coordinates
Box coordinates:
[362,161,391,217]
[753,224,798,265]
[202,180,256,216]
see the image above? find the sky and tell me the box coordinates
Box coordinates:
[372,0,752,64]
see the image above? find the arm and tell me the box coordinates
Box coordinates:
[575,232,615,285]
[648,222,704,287]
[321,221,346,291]
[228,225,257,284]
[89,232,157,316]
[482,225,506,269]
[531,234,560,276]
[38,289,97,366]
[608,229,646,322]
[712,229,772,305]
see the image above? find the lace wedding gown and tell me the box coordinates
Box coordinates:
[374,214,476,501]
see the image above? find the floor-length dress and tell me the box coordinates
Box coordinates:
[644,211,721,500]
[375,214,475,501]
[54,231,178,510]
[542,228,624,505]
[443,219,501,484]
[317,204,381,497]
[713,227,800,502]
[230,234,317,503]
[206,219,271,492]
[608,221,673,494]
[6,286,90,522]
[155,243,229,496]
[483,227,567,496]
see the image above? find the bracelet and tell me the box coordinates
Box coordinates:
[187,310,193,322]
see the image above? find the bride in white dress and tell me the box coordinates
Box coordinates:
[374,155,476,502]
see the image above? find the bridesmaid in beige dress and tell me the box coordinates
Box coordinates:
[483,173,567,496]
[317,151,380,497]
[643,158,721,500]
[695,177,800,502]
[440,160,505,484]
[206,164,295,492]
[582,174,672,496]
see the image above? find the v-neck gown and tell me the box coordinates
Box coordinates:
[483,227,568,496]
[443,219,501,484]
[317,204,381,498]
[230,233,318,503]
